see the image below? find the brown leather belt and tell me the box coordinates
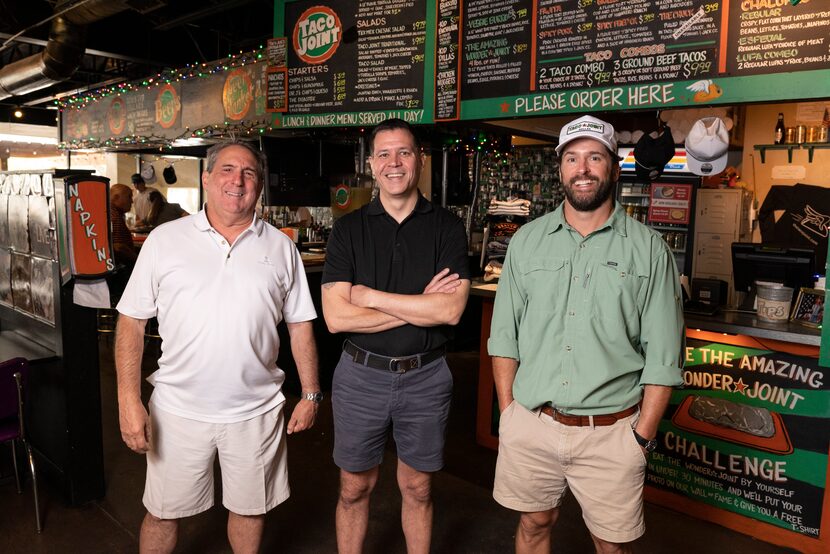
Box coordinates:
[343,340,444,374]
[539,405,637,427]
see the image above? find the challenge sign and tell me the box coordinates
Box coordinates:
[293,6,342,64]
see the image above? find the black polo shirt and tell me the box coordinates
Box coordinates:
[322,194,470,356]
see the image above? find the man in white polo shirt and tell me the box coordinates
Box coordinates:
[115,140,321,553]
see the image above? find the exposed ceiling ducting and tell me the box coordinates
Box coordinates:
[0,0,131,101]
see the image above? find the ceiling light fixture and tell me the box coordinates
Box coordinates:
[13,107,23,119]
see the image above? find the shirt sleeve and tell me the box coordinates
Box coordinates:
[487,240,524,360]
[437,214,471,279]
[321,217,353,285]
[116,232,159,319]
[282,243,317,323]
[638,237,685,387]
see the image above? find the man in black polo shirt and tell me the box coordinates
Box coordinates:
[322,118,470,554]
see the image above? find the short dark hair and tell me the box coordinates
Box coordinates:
[369,118,420,155]
[204,140,267,185]
[130,173,143,184]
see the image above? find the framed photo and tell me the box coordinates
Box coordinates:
[790,287,825,328]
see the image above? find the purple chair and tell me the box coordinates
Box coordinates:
[0,357,42,532]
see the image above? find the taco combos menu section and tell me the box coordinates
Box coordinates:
[535,0,721,91]
[285,0,427,122]
[726,0,830,76]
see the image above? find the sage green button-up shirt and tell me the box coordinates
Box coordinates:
[488,203,685,415]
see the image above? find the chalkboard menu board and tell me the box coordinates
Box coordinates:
[282,0,429,128]
[59,1,830,141]
[461,0,532,100]
[726,0,830,76]
[434,0,462,121]
[533,0,720,92]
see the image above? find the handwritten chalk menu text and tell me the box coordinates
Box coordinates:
[535,0,721,92]
[727,0,830,76]
[285,0,427,122]
[461,0,532,100]
[435,0,462,121]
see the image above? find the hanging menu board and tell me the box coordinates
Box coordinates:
[434,0,462,121]
[461,0,532,100]
[282,0,429,128]
[726,0,830,76]
[534,0,720,92]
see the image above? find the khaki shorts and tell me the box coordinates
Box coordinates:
[493,401,647,543]
[143,402,289,519]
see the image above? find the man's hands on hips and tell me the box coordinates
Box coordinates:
[287,399,318,434]
[119,398,151,453]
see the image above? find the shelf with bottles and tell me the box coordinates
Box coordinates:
[753,143,830,163]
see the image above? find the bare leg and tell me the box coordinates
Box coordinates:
[336,467,379,554]
[140,513,178,554]
[515,509,559,554]
[227,512,265,554]
[590,534,633,554]
[396,461,433,554]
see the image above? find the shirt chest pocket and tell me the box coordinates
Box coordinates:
[517,257,569,314]
[590,262,647,324]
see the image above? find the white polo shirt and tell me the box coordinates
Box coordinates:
[117,210,317,422]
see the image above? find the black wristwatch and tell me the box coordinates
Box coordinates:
[303,391,324,404]
[633,430,657,453]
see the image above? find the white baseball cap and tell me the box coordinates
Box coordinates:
[556,115,617,155]
[140,163,157,184]
[685,117,729,176]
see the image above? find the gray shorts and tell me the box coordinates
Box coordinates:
[332,350,453,473]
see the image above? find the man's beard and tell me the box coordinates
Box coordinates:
[563,174,616,212]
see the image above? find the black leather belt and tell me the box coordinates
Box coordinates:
[343,340,444,374]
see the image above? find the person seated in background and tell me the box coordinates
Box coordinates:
[145,190,188,228]
[108,183,138,304]
[110,183,138,266]
[131,173,158,226]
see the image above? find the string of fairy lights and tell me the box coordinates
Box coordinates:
[54,46,520,155]
[56,48,272,151]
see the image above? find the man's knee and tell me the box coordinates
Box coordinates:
[339,470,377,506]
[519,509,558,537]
[398,474,432,505]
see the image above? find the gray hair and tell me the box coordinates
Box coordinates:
[204,140,267,185]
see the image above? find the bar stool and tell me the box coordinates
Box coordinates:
[0,357,42,533]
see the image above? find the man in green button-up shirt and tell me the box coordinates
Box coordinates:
[489,115,684,553]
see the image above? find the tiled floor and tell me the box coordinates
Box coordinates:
[0,344,795,553]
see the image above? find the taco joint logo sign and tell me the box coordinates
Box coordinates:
[293,6,342,64]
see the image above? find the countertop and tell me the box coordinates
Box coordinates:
[469,280,821,346]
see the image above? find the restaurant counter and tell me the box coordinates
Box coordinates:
[471,280,829,553]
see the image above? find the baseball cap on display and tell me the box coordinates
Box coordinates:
[163,165,177,184]
[634,126,676,180]
[555,115,617,155]
[685,117,729,176]
[140,164,157,184]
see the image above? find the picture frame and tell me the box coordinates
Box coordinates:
[790,287,825,328]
